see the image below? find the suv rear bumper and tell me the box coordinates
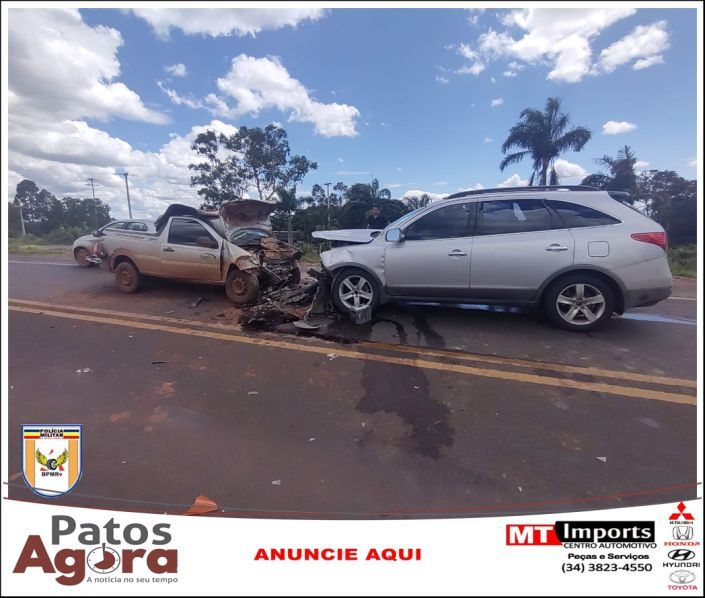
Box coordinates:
[624,286,672,309]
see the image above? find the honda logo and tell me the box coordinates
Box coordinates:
[668,549,696,561]
[673,525,694,540]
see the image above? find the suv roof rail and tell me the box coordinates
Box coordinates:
[445,185,599,200]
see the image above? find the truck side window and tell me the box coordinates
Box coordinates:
[168,218,217,247]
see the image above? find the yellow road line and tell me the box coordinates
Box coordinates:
[9,304,696,406]
[360,341,697,389]
[10,298,696,390]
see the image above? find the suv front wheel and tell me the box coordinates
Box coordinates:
[332,268,380,315]
[544,274,615,332]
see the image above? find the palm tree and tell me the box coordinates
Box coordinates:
[500,97,592,186]
[368,178,391,202]
[596,145,638,193]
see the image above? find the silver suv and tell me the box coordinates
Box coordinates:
[318,186,672,331]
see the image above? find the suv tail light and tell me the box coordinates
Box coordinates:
[631,232,668,251]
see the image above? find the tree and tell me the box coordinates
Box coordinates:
[189,124,317,209]
[634,170,696,244]
[344,179,391,207]
[595,145,639,196]
[500,97,592,186]
[580,173,612,190]
[377,199,408,224]
[404,193,432,210]
[275,187,302,243]
[14,179,50,223]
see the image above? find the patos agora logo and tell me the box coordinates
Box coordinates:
[13,516,178,585]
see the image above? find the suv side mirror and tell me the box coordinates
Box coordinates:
[385,228,404,242]
[196,236,218,249]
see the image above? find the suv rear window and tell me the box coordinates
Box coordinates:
[547,200,621,228]
[476,199,554,235]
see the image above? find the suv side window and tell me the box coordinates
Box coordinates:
[168,218,217,247]
[476,199,554,235]
[405,203,473,241]
[126,222,148,232]
[547,200,621,227]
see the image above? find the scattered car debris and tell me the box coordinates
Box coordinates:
[595,456,608,463]
[326,353,338,360]
[308,437,316,442]
[271,479,282,486]
[150,360,168,365]
[190,297,205,308]
[75,368,92,374]
[184,494,219,516]
[247,391,259,395]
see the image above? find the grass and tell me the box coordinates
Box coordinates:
[668,244,697,278]
[298,242,321,265]
[8,239,73,256]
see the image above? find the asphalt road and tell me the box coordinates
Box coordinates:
[7,256,698,518]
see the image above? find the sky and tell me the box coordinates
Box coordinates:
[6,5,699,220]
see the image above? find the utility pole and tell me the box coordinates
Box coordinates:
[85,178,99,230]
[18,204,26,236]
[121,172,133,219]
[324,182,331,228]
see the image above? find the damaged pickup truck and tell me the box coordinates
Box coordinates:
[96,199,302,304]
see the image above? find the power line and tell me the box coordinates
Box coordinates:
[85,178,99,229]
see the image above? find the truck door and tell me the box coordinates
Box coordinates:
[161,217,222,281]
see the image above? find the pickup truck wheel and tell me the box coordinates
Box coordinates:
[115,262,140,293]
[226,269,260,304]
[75,247,93,268]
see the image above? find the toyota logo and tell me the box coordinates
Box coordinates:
[669,570,696,584]
[668,549,696,561]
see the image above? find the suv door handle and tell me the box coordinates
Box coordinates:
[545,244,568,252]
[448,250,468,256]
[162,247,175,253]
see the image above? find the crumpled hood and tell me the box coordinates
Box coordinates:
[219,199,277,230]
[312,229,379,244]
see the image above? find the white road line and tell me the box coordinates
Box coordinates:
[8,260,76,267]
[668,296,697,301]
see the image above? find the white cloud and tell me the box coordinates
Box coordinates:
[467,8,485,26]
[336,170,370,176]
[338,157,344,163]
[634,160,650,171]
[455,43,486,75]
[402,189,447,202]
[130,7,324,39]
[211,54,359,137]
[456,183,485,192]
[688,158,697,168]
[490,76,496,83]
[483,137,493,143]
[8,119,239,220]
[448,8,668,83]
[396,167,403,173]
[497,174,528,187]
[8,8,167,124]
[157,81,204,110]
[491,98,504,107]
[436,75,450,84]
[432,181,449,187]
[602,120,637,135]
[164,63,187,77]
[553,159,587,180]
[596,21,669,73]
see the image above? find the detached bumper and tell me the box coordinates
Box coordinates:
[624,286,672,309]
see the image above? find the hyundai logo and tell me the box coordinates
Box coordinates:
[669,570,696,584]
[668,549,696,561]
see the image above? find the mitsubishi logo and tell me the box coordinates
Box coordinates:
[669,502,695,521]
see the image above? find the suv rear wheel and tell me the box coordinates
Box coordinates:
[544,273,615,331]
[332,268,380,315]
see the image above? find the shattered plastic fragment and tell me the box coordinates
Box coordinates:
[185,495,219,516]
[271,479,282,486]
[595,456,607,463]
